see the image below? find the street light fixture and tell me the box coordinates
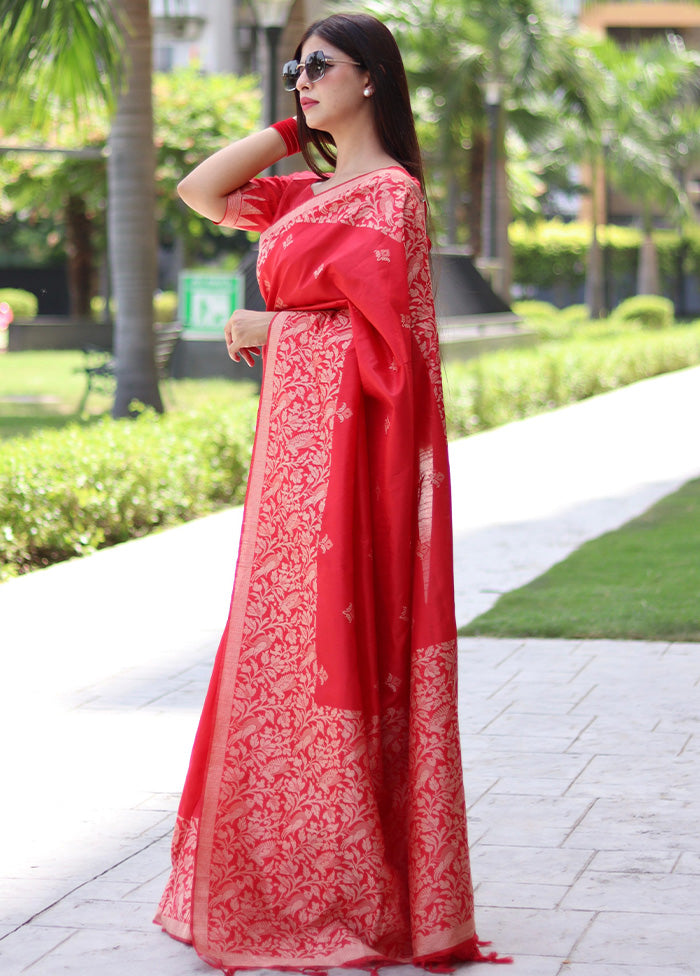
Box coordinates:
[253,0,292,130]
[483,77,503,266]
[153,0,206,42]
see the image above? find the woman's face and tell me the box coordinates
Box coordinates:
[296,34,371,133]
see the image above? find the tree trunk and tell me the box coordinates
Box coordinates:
[637,233,659,297]
[585,157,605,318]
[468,132,485,257]
[495,107,512,301]
[108,0,162,416]
[65,194,95,318]
[637,209,660,297]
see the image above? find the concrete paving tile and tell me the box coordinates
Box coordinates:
[71,677,192,710]
[570,909,700,967]
[1,880,80,917]
[481,710,592,740]
[32,894,154,932]
[459,954,562,976]
[96,840,172,884]
[564,798,700,853]
[477,881,568,910]
[469,792,594,830]
[477,824,572,848]
[675,852,700,874]
[467,752,590,782]
[120,869,171,904]
[488,775,579,797]
[566,728,688,757]
[19,927,213,975]
[655,712,700,733]
[462,732,575,755]
[678,734,700,755]
[589,850,680,874]
[564,752,696,800]
[0,925,77,972]
[71,879,146,902]
[561,870,700,914]
[457,637,526,660]
[134,793,181,813]
[470,844,592,887]
[148,682,209,711]
[502,638,584,662]
[462,774,501,808]
[471,905,594,958]
[560,965,693,976]
[488,681,597,714]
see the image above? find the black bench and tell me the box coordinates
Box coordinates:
[82,322,183,402]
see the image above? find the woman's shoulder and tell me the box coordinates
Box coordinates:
[365,166,424,211]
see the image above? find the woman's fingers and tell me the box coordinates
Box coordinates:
[224,309,273,362]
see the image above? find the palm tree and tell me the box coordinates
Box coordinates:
[0,0,163,416]
[107,0,162,415]
[546,34,699,314]
[602,37,700,299]
[365,0,598,298]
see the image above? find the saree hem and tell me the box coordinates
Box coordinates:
[151,927,512,973]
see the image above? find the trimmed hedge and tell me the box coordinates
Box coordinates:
[510,221,700,301]
[3,322,700,580]
[612,294,674,329]
[90,290,179,323]
[0,288,38,319]
[0,399,257,581]
[443,321,700,439]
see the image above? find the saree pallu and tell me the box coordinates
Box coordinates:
[155,170,499,971]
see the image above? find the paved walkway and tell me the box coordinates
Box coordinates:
[1,366,699,975]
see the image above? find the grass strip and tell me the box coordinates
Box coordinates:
[460,478,700,642]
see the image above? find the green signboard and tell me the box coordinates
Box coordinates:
[178,272,244,333]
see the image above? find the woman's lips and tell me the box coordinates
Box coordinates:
[300,98,319,111]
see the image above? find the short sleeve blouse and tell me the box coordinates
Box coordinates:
[215,172,317,233]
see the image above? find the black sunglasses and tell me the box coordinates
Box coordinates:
[282,50,362,92]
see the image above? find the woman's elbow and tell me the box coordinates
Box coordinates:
[177,174,194,204]
[177,178,225,223]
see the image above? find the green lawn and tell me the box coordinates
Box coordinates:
[0,350,256,438]
[460,478,700,642]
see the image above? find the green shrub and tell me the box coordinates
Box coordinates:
[557,304,590,326]
[0,399,257,580]
[443,321,700,439]
[90,295,115,320]
[512,299,573,341]
[90,291,179,323]
[154,290,179,322]
[512,300,559,320]
[0,288,38,319]
[612,294,674,330]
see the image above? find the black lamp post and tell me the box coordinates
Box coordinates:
[483,77,503,265]
[252,0,291,175]
[254,0,291,125]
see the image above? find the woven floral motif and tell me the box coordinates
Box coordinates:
[155,169,484,972]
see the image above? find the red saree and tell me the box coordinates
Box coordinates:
[155,168,501,971]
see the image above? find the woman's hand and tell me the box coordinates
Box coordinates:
[224,309,275,366]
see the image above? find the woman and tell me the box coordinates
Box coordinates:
[155,12,506,972]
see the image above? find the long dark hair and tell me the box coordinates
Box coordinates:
[291,13,426,195]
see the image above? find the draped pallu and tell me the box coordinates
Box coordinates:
[156,169,492,971]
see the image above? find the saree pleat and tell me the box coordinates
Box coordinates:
[155,169,501,970]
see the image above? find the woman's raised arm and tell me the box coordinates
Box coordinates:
[177,127,288,223]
